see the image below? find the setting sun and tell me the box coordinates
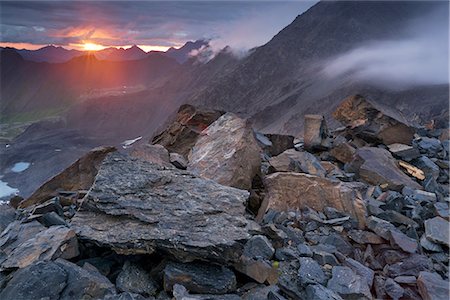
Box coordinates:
[82,43,105,51]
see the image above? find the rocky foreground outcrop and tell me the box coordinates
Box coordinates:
[0,95,448,300]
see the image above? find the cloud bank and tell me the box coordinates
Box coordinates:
[322,6,449,88]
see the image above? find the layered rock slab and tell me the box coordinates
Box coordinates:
[188,113,261,190]
[71,152,256,264]
[257,172,367,227]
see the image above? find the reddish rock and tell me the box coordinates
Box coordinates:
[269,149,326,177]
[19,146,116,208]
[257,172,367,228]
[130,144,172,167]
[332,95,415,145]
[188,113,261,190]
[303,115,332,151]
[152,104,224,158]
[330,142,356,163]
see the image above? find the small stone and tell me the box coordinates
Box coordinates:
[424,217,449,247]
[305,284,344,300]
[389,229,418,253]
[329,142,355,164]
[394,276,416,284]
[313,250,339,266]
[385,278,404,300]
[116,261,157,296]
[343,258,374,287]
[327,266,371,299]
[243,235,275,260]
[413,190,437,202]
[386,254,433,277]
[32,197,64,217]
[367,216,396,240]
[417,271,449,300]
[297,243,313,257]
[169,152,188,169]
[377,210,419,228]
[388,143,420,161]
[412,156,440,180]
[434,202,449,219]
[348,230,385,244]
[163,261,236,294]
[420,234,443,252]
[235,258,276,284]
[35,211,67,227]
[298,257,326,286]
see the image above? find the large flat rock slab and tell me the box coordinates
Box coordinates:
[71,153,257,264]
[257,172,367,228]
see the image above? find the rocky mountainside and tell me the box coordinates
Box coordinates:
[0,95,448,299]
[186,1,449,134]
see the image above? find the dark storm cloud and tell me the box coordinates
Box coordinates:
[0,1,315,48]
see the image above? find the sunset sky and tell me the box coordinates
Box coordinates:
[0,1,315,52]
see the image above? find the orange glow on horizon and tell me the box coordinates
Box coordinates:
[82,42,106,51]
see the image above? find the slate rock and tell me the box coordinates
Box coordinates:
[19,146,116,208]
[0,261,67,300]
[265,134,295,156]
[188,113,261,190]
[349,147,422,191]
[329,142,356,164]
[277,260,303,299]
[116,261,158,296]
[298,257,326,286]
[172,284,240,300]
[130,143,172,167]
[388,143,420,161]
[413,189,437,202]
[417,271,449,300]
[34,211,67,227]
[297,243,313,257]
[243,235,275,260]
[163,261,236,294]
[305,284,344,300]
[234,258,275,284]
[424,217,449,247]
[304,114,332,151]
[385,278,404,300]
[71,153,256,264]
[386,254,433,277]
[152,104,224,158]
[257,172,367,228]
[412,156,440,180]
[343,258,374,287]
[56,258,116,299]
[389,229,418,254]
[0,204,15,233]
[327,266,371,299]
[332,95,415,145]
[1,225,79,269]
[366,216,397,240]
[31,197,64,217]
[269,149,326,177]
[348,230,384,244]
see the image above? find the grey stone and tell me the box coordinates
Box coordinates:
[1,225,79,269]
[31,197,64,217]
[377,210,419,228]
[163,261,236,294]
[172,284,240,300]
[367,216,396,240]
[327,266,371,299]
[385,278,404,300]
[234,257,275,284]
[104,292,149,300]
[348,230,384,244]
[424,217,449,247]
[394,276,417,284]
[313,250,339,266]
[243,235,275,260]
[417,137,443,156]
[71,153,257,264]
[412,156,440,180]
[389,229,418,254]
[0,204,15,234]
[265,134,295,156]
[434,202,450,219]
[298,257,326,286]
[420,234,443,252]
[388,143,420,161]
[277,261,303,299]
[130,143,172,167]
[188,113,261,190]
[305,284,344,300]
[269,149,326,177]
[297,243,313,257]
[417,271,449,300]
[35,211,67,227]
[116,261,158,296]
[386,254,433,277]
[343,258,374,287]
[0,261,67,300]
[413,190,437,202]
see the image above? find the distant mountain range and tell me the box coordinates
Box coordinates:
[1,40,208,63]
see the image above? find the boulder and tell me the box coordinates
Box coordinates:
[71,152,257,264]
[0,221,45,256]
[163,261,236,294]
[349,147,422,191]
[116,261,158,296]
[130,143,171,167]
[257,172,367,228]
[19,146,116,208]
[332,95,415,145]
[303,114,332,151]
[417,271,449,300]
[188,113,261,190]
[269,149,326,177]
[152,104,224,158]
[1,225,79,269]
